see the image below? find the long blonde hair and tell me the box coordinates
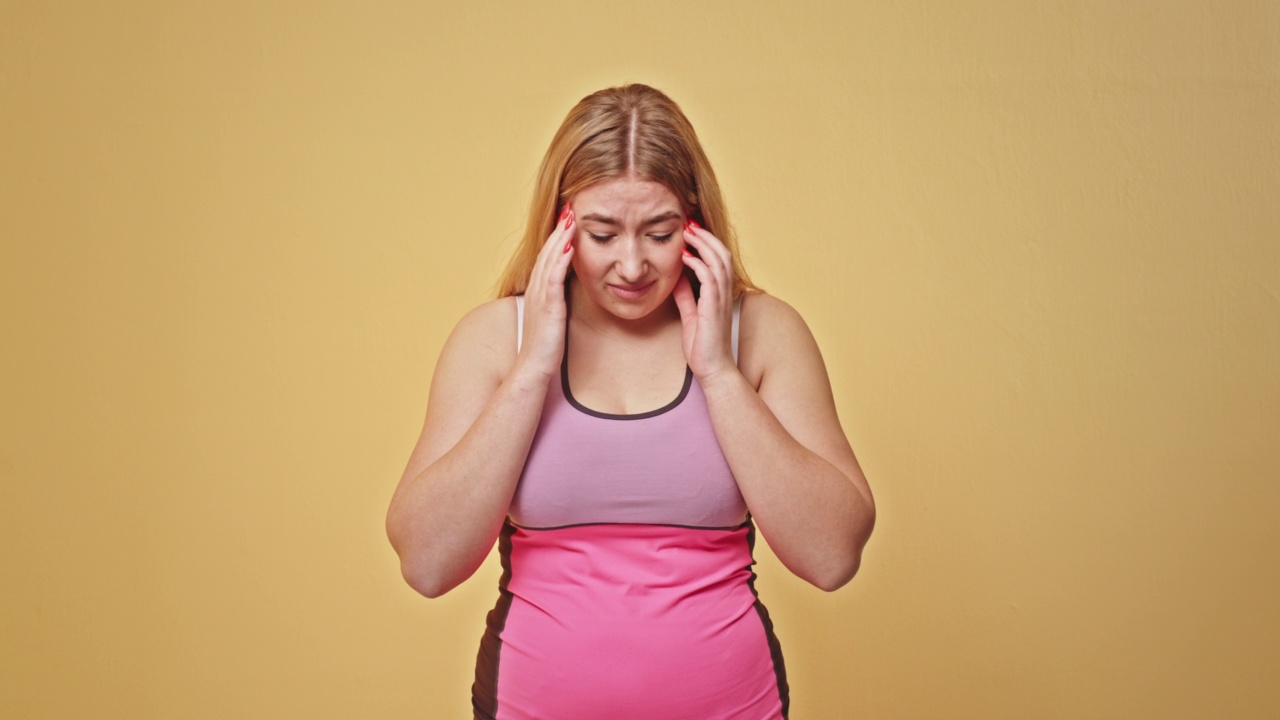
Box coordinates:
[495,84,759,298]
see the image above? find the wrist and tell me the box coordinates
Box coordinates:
[696,364,748,398]
[508,356,557,393]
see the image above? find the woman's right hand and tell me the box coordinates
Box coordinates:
[516,205,576,381]
[388,209,576,597]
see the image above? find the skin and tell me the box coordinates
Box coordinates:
[563,179,689,413]
[386,176,875,597]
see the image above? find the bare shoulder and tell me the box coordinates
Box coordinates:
[452,295,519,341]
[415,298,520,428]
[440,296,520,378]
[401,296,519,480]
[738,291,822,387]
[740,291,810,336]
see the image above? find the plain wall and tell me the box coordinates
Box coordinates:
[2,1,1277,718]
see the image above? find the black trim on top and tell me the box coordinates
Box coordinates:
[560,316,694,421]
[508,518,750,532]
[472,521,517,720]
[746,517,791,718]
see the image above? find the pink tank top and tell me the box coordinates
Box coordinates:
[472,296,788,720]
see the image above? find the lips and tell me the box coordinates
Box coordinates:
[608,280,656,299]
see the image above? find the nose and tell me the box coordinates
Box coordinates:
[615,238,648,282]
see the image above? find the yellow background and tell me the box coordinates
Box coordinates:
[3,1,1277,718]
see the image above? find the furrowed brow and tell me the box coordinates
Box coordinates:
[643,211,681,225]
[578,211,681,226]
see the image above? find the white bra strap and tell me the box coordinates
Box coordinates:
[515,295,524,353]
[732,295,742,365]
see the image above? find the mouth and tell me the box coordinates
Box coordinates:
[608,280,656,300]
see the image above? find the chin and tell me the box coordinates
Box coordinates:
[615,281,677,310]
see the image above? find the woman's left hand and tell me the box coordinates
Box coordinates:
[672,219,738,383]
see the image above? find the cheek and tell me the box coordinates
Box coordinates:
[569,244,603,277]
[661,245,686,275]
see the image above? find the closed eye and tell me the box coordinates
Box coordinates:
[588,232,673,243]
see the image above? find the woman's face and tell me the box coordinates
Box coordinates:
[568,177,687,321]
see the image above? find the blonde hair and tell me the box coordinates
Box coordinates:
[495,84,759,298]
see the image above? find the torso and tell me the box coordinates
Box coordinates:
[471,292,789,720]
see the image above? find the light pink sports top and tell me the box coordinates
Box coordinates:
[472,295,789,720]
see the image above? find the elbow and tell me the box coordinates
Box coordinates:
[810,553,862,593]
[400,562,453,599]
[810,516,875,592]
[386,518,454,599]
[391,540,458,598]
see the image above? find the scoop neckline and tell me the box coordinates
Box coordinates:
[560,329,693,421]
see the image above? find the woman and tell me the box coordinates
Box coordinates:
[386,84,875,720]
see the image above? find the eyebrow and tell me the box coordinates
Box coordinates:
[579,210,682,226]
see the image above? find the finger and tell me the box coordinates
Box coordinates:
[531,208,575,297]
[537,207,573,264]
[549,217,576,289]
[541,208,574,265]
[561,207,576,255]
[681,252,723,307]
[682,234,729,308]
[685,221,732,268]
[682,227,728,282]
[672,273,698,323]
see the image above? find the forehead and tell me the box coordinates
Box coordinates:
[572,178,680,216]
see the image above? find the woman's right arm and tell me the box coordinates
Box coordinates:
[386,208,577,598]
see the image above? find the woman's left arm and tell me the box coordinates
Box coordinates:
[701,294,875,591]
[675,221,874,591]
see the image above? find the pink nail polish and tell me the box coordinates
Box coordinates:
[564,237,573,253]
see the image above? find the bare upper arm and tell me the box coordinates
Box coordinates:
[739,292,873,506]
[394,297,518,494]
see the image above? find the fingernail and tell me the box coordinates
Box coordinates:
[563,237,573,253]
[682,247,693,257]
[558,206,569,222]
[689,219,702,230]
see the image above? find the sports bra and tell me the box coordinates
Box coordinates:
[509,295,746,529]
